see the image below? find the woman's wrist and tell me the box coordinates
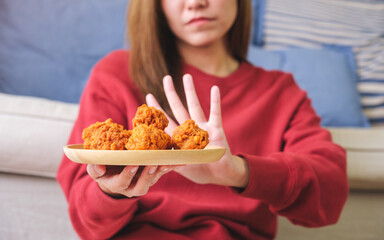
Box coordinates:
[230,155,250,189]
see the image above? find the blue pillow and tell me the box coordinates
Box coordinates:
[0,0,129,103]
[254,0,384,125]
[247,46,370,127]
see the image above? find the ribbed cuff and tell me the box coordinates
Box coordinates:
[233,152,295,208]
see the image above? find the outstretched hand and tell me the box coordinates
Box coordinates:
[146,74,249,188]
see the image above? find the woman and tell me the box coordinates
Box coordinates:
[57,0,348,239]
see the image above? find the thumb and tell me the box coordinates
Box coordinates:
[87,164,106,179]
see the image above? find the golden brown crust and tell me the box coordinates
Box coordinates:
[132,104,169,130]
[82,118,132,150]
[172,120,209,149]
[82,108,208,153]
[125,124,171,150]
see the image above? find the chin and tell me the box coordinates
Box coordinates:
[182,34,226,48]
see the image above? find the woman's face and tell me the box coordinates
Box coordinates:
[161,0,238,48]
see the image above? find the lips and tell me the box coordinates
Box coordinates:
[187,17,214,25]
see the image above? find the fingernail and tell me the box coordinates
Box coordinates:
[149,166,157,174]
[162,168,169,172]
[130,166,138,173]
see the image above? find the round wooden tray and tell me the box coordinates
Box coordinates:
[63,144,226,165]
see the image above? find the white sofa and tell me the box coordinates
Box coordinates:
[0,93,78,239]
[1,93,383,239]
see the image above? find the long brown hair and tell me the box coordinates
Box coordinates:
[127,0,252,119]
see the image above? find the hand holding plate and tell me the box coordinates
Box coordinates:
[86,164,175,198]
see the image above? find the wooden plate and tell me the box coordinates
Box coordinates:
[63,144,226,165]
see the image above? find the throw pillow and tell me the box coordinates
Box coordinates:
[247,46,370,127]
[255,0,384,125]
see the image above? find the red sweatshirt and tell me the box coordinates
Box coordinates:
[57,50,348,240]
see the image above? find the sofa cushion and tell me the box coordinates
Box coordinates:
[0,0,128,103]
[0,173,77,239]
[255,0,384,125]
[248,46,370,127]
[0,93,78,178]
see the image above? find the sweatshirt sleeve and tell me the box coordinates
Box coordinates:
[57,52,141,240]
[234,74,348,227]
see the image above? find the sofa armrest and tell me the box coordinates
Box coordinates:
[328,127,384,190]
[0,93,78,178]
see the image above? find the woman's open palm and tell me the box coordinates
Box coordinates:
[146,74,249,188]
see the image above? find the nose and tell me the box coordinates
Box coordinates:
[186,0,208,10]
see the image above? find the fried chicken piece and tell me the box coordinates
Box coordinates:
[172,120,209,149]
[82,118,132,150]
[132,104,169,130]
[125,124,171,150]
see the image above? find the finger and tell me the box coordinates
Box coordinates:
[208,85,222,128]
[129,166,158,196]
[151,165,173,185]
[145,94,169,118]
[183,74,206,122]
[87,164,106,180]
[163,75,190,124]
[94,165,138,194]
[158,165,171,173]
[173,164,186,170]
[145,93,178,135]
[112,165,139,191]
[157,165,180,173]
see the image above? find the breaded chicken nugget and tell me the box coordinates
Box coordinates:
[82,118,132,150]
[172,120,209,149]
[132,104,169,130]
[126,124,171,150]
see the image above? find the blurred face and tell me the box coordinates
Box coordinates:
[161,0,238,48]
